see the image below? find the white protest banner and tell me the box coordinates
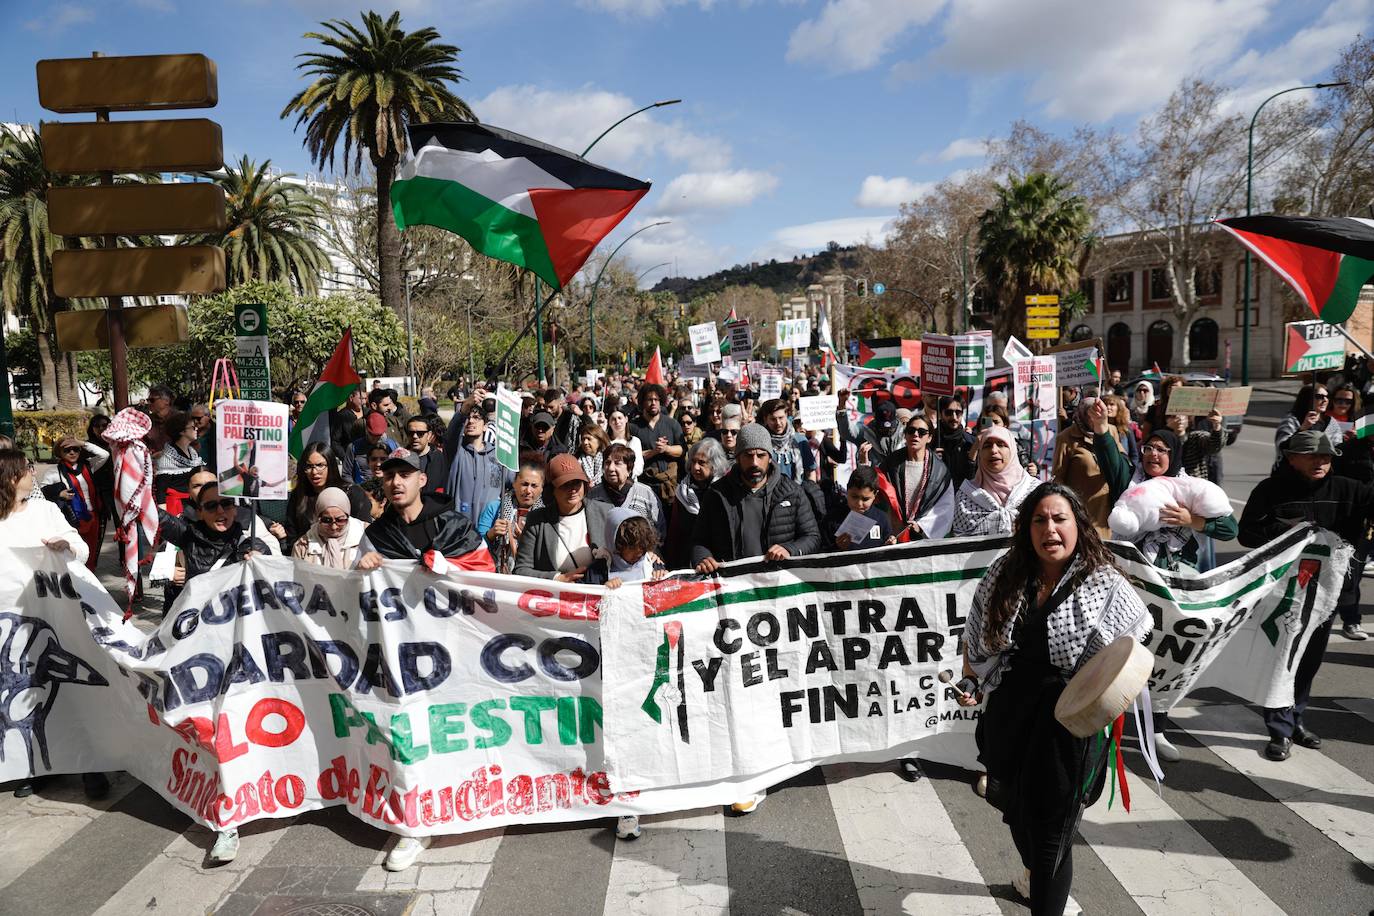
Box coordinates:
[493,386,522,471]
[1046,338,1105,389]
[0,550,808,837]
[758,368,784,402]
[0,526,1346,831]
[583,369,601,389]
[727,321,753,359]
[1012,357,1056,423]
[214,400,289,500]
[966,329,994,368]
[717,365,740,383]
[689,322,721,365]
[797,394,838,431]
[920,334,956,396]
[600,526,1348,789]
[775,318,811,351]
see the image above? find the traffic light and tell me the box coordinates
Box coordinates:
[856,278,868,298]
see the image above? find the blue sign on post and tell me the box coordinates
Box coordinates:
[872,283,886,296]
[847,340,860,357]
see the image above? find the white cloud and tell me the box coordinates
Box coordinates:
[787,0,946,72]
[579,0,715,14]
[764,215,898,256]
[25,3,94,32]
[931,0,1276,120]
[615,219,733,284]
[473,84,729,173]
[855,175,933,208]
[655,169,779,214]
[936,137,989,161]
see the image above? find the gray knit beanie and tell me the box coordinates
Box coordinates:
[736,422,772,456]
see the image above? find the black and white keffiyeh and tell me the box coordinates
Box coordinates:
[964,553,1151,692]
[950,474,1040,536]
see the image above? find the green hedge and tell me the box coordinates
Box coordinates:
[13,410,94,460]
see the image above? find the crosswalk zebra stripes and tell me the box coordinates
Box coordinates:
[2,692,1371,916]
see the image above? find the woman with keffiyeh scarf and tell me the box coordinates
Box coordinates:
[477,459,546,573]
[879,413,954,540]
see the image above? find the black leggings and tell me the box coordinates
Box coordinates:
[1010,810,1074,916]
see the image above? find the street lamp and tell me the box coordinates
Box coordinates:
[876,285,939,333]
[586,221,670,366]
[1242,81,1347,384]
[637,261,671,285]
[531,98,683,383]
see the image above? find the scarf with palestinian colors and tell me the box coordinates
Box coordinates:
[104,408,159,617]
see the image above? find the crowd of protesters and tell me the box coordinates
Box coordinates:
[4,360,1370,895]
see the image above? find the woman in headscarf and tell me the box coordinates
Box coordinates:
[292,487,367,569]
[951,426,1041,536]
[1129,381,1154,427]
[666,437,729,568]
[880,413,955,539]
[1050,398,1119,539]
[958,483,1150,916]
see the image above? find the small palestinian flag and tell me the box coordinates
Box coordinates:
[393,122,651,290]
[1215,216,1374,324]
[290,329,361,459]
[1356,415,1374,440]
[857,337,903,369]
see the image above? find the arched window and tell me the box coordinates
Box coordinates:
[1147,320,1173,371]
[1107,322,1131,375]
[1189,318,1219,362]
[1070,324,1094,342]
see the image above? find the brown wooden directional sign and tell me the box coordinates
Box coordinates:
[40,119,223,174]
[55,304,189,352]
[36,54,217,113]
[48,184,226,236]
[52,246,225,298]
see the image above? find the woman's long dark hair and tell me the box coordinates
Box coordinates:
[287,443,347,534]
[0,448,30,519]
[983,482,1117,649]
[1290,383,1324,417]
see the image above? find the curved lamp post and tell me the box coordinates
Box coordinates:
[877,285,939,333]
[586,223,670,365]
[1242,81,1346,384]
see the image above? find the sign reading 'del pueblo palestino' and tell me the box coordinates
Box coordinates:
[0,526,1346,836]
[214,399,289,500]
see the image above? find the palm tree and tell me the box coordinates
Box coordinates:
[280,10,475,322]
[976,172,1092,342]
[0,125,99,407]
[184,157,330,295]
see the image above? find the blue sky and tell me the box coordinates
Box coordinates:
[2,0,1369,283]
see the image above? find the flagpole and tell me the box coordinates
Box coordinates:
[1335,322,1374,362]
[498,286,562,380]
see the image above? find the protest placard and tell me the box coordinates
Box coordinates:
[689,322,720,365]
[214,399,288,499]
[759,368,784,402]
[953,334,987,386]
[798,394,838,431]
[775,318,811,351]
[494,386,522,471]
[1012,357,1056,423]
[1046,338,1105,388]
[920,334,956,396]
[1165,385,1253,417]
[727,321,753,359]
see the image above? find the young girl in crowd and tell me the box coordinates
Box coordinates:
[825,465,893,550]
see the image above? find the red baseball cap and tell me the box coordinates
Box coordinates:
[366,412,388,435]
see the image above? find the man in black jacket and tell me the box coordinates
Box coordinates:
[356,449,491,573]
[1238,430,1374,760]
[692,423,821,573]
[933,395,975,487]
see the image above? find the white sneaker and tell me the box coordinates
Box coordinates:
[1065,893,1082,915]
[384,835,430,871]
[210,829,239,864]
[731,791,766,814]
[1154,732,1182,763]
[615,815,642,840]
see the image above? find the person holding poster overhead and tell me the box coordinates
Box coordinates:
[957,483,1150,916]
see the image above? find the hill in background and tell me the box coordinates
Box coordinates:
[650,244,866,301]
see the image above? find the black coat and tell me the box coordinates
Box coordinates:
[512,499,613,579]
[363,494,484,561]
[691,464,821,564]
[157,510,268,582]
[1239,463,1374,605]
[933,425,975,486]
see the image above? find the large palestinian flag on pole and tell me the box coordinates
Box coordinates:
[393,122,651,290]
[1215,216,1374,324]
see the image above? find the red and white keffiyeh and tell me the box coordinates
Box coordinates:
[103,408,159,616]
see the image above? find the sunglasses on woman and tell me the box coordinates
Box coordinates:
[199,498,235,512]
[317,514,350,526]
[905,427,930,437]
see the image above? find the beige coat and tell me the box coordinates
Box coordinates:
[292,516,368,569]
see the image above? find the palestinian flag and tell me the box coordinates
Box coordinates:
[1356,415,1374,440]
[393,122,650,290]
[1215,216,1374,324]
[857,337,903,369]
[290,329,361,459]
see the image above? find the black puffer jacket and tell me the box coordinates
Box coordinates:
[157,510,268,582]
[691,464,821,564]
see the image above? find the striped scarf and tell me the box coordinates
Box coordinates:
[104,408,159,616]
[493,488,543,573]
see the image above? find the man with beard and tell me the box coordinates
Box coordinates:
[691,423,820,814]
[589,443,664,538]
[934,395,975,487]
[356,449,493,574]
[759,398,816,483]
[629,383,684,504]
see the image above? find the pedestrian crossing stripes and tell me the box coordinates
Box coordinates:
[2,695,1371,916]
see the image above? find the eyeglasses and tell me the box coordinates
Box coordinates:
[1334,397,1355,405]
[317,514,349,526]
[1141,444,1171,456]
[905,427,931,437]
[304,462,330,473]
[199,498,234,512]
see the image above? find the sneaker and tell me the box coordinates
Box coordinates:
[1265,736,1292,761]
[1341,623,1368,641]
[974,773,987,797]
[1153,732,1182,763]
[1293,725,1322,750]
[384,835,430,871]
[210,829,239,864]
[1064,894,1082,915]
[615,815,642,840]
[82,772,110,800]
[898,758,922,782]
[731,791,766,814]
[13,780,34,799]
